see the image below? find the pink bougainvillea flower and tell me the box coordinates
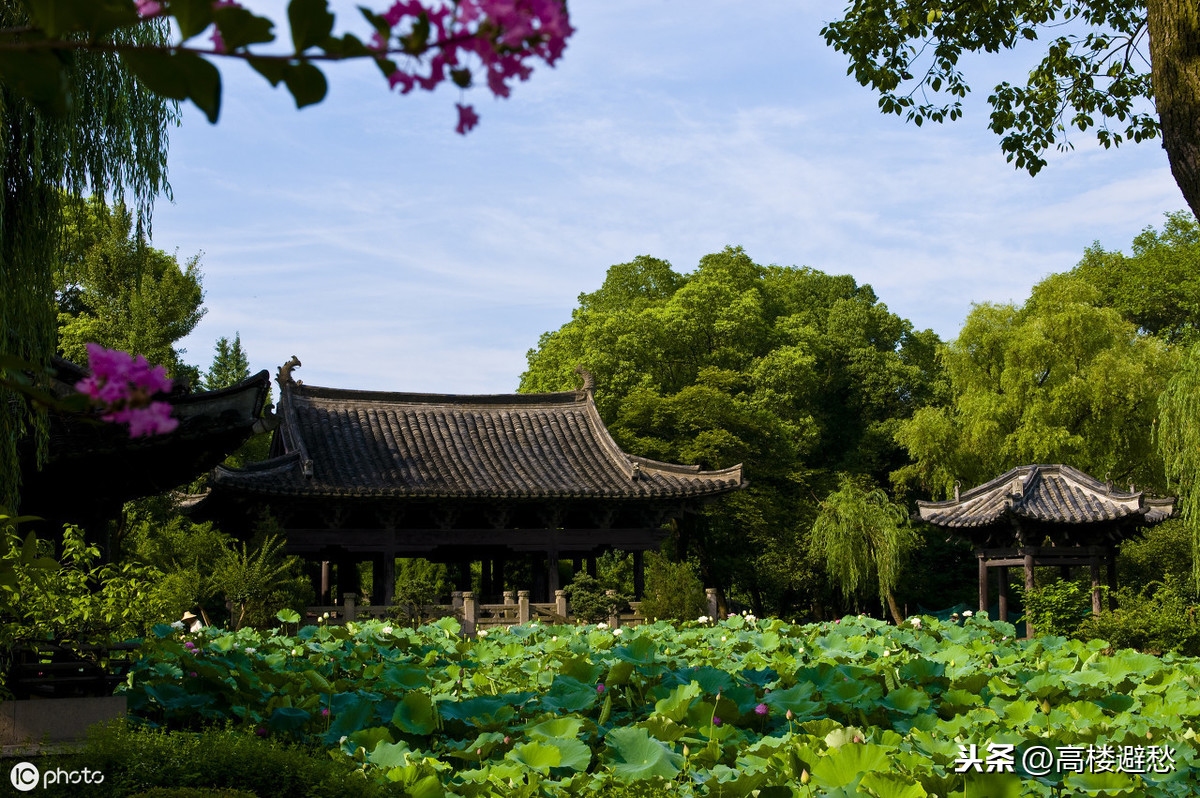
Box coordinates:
[77,344,177,437]
[135,0,163,16]
[455,103,480,134]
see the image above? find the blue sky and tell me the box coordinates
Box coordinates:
[150,2,1184,394]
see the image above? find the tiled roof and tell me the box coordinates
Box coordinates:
[916,464,1174,530]
[210,382,743,500]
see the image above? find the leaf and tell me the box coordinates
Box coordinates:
[213,6,275,50]
[0,49,70,116]
[21,0,136,38]
[121,50,222,123]
[324,693,378,743]
[810,743,891,791]
[276,608,300,623]
[860,771,928,798]
[288,0,335,51]
[653,681,702,722]
[605,727,684,782]
[368,739,411,768]
[882,686,931,715]
[268,706,310,732]
[524,717,586,740]
[505,741,561,773]
[391,692,435,735]
[170,0,216,40]
[283,61,328,109]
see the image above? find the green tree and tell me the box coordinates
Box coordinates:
[204,333,251,391]
[894,273,1176,498]
[1073,210,1200,345]
[1156,340,1200,583]
[521,247,943,617]
[820,0,1200,221]
[810,475,919,623]
[55,196,206,381]
[0,4,174,507]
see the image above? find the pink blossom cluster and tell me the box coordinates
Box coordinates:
[76,343,179,437]
[134,0,163,17]
[376,0,573,133]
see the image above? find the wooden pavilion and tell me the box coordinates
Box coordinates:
[916,464,1175,635]
[193,359,745,606]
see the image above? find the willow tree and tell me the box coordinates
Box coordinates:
[810,476,919,624]
[1156,342,1200,583]
[0,3,175,507]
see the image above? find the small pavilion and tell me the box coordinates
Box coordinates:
[916,464,1175,636]
[193,359,745,606]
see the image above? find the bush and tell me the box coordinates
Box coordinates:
[1079,575,1200,655]
[638,553,706,621]
[563,572,626,623]
[35,721,395,798]
[130,790,259,798]
[1018,577,1093,638]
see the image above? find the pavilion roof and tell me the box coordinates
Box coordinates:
[916,464,1174,542]
[208,365,743,502]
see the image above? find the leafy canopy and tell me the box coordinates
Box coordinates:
[521,247,942,617]
[821,0,1157,176]
[894,273,1176,498]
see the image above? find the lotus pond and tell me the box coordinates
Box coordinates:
[122,613,1200,796]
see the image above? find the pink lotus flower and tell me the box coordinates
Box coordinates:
[754,703,768,716]
[596,683,605,694]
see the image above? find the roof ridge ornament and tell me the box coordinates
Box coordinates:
[573,364,595,398]
[954,480,961,501]
[277,356,302,390]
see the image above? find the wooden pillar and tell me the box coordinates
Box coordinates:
[383,554,396,607]
[586,556,597,578]
[978,555,989,615]
[572,557,583,575]
[531,554,547,602]
[546,549,561,597]
[456,560,471,592]
[1024,550,1036,638]
[1090,558,1103,616]
[371,555,385,607]
[492,557,505,595]
[633,550,645,599]
[1059,565,1071,581]
[480,557,492,600]
[997,565,1009,622]
[320,561,331,605]
[338,555,361,600]
[1107,551,1118,611]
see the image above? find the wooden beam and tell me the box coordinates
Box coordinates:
[997,565,1008,622]
[978,556,989,615]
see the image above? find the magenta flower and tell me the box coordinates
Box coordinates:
[135,0,163,16]
[456,103,480,135]
[255,727,267,737]
[754,703,769,716]
[596,683,606,694]
[189,672,197,678]
[77,344,177,437]
[321,708,330,717]
[712,716,722,727]
[184,641,195,650]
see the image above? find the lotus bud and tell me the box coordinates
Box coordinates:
[801,770,810,785]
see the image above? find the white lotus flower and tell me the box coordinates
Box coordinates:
[478,629,489,637]
[963,610,974,617]
[613,628,623,636]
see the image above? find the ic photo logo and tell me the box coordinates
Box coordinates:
[9,762,38,792]
[9,762,105,791]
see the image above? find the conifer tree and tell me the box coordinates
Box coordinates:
[204,334,251,391]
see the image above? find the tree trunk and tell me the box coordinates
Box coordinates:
[1149,0,1200,219]
[885,591,904,625]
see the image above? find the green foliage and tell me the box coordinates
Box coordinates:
[1117,519,1197,595]
[1080,576,1200,656]
[0,5,174,507]
[55,196,205,380]
[1074,211,1200,345]
[563,572,626,624]
[895,273,1176,498]
[388,559,449,627]
[521,247,942,617]
[38,721,391,798]
[203,333,251,391]
[638,553,706,622]
[122,615,1200,796]
[810,475,918,622]
[820,0,1157,177]
[1156,340,1200,585]
[1018,577,1093,639]
[216,531,312,631]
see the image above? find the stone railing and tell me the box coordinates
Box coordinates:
[307,588,722,636]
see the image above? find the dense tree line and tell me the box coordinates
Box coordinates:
[523,218,1200,621]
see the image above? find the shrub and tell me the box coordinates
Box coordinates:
[1018,577,1093,638]
[638,553,706,621]
[36,721,395,798]
[563,572,626,623]
[1079,575,1200,655]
